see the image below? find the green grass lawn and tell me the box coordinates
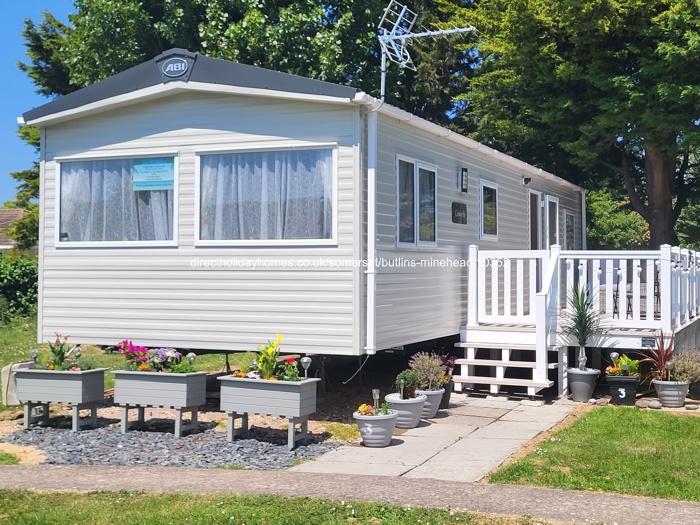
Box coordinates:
[0,491,555,525]
[0,317,255,410]
[489,406,700,502]
[0,452,19,465]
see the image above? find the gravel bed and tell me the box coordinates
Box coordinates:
[1,424,344,469]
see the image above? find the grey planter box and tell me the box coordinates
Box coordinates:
[113,371,208,437]
[218,376,321,449]
[14,368,107,431]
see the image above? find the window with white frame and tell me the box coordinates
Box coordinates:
[198,148,334,243]
[58,157,175,244]
[480,181,498,239]
[397,158,436,245]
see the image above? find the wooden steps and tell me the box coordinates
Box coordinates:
[455,358,558,370]
[452,376,553,389]
[454,323,558,398]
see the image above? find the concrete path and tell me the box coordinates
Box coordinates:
[291,396,575,482]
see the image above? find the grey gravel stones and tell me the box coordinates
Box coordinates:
[685,404,698,410]
[1,425,342,470]
[647,400,663,409]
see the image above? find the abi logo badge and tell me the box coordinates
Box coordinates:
[161,57,189,78]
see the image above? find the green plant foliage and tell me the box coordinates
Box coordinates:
[0,256,37,317]
[490,407,700,502]
[394,369,419,399]
[586,188,649,250]
[561,286,602,370]
[672,351,700,384]
[408,352,444,390]
[0,453,19,465]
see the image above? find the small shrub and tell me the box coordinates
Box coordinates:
[673,351,700,383]
[0,255,37,317]
[395,369,418,399]
[409,352,445,390]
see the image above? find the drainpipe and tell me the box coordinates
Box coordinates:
[364,108,378,355]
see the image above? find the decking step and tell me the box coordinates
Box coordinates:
[463,324,535,332]
[456,358,533,368]
[456,358,559,370]
[452,375,554,388]
[455,342,536,351]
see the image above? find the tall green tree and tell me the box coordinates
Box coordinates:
[452,0,700,248]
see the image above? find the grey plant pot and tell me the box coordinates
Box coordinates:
[14,368,107,405]
[385,393,427,428]
[652,379,689,408]
[568,368,600,402]
[218,376,321,418]
[439,381,453,409]
[353,409,398,447]
[113,371,207,408]
[416,388,445,418]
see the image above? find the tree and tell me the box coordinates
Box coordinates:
[586,188,649,250]
[452,0,700,248]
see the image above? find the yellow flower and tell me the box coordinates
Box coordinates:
[276,334,282,343]
[47,364,55,370]
[267,347,274,356]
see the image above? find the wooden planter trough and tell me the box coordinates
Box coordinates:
[14,368,107,431]
[113,370,207,437]
[219,376,321,450]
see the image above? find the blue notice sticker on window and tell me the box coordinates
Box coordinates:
[133,158,174,191]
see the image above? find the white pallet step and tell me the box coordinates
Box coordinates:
[452,375,553,388]
[455,358,558,369]
[463,324,535,332]
[455,342,536,351]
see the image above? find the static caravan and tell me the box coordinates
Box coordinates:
[25,49,585,368]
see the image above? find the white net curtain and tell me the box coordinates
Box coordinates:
[59,159,173,242]
[199,149,333,241]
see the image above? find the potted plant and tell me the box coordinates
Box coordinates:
[113,340,207,436]
[561,285,602,402]
[409,352,446,418]
[675,350,700,400]
[640,331,689,408]
[352,401,398,448]
[605,352,640,406]
[384,369,427,428]
[438,354,457,409]
[218,334,321,450]
[14,332,107,431]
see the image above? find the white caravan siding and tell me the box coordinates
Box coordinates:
[39,92,363,356]
[373,112,582,350]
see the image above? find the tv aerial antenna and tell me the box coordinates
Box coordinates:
[377,0,475,101]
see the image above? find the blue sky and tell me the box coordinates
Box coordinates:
[0,1,75,205]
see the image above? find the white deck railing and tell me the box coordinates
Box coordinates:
[468,244,700,334]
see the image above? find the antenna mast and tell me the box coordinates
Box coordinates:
[377,0,475,101]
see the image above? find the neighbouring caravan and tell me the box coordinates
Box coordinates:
[25,48,585,358]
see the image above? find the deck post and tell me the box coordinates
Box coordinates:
[660,244,672,334]
[468,244,478,327]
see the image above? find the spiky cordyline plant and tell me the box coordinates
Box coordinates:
[561,285,601,371]
[639,330,677,382]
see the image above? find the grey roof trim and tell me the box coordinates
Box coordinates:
[23,49,360,122]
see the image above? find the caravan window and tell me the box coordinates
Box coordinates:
[480,181,498,239]
[397,158,437,246]
[57,157,176,246]
[198,148,335,244]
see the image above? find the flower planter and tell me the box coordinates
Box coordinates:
[416,388,445,418]
[113,370,207,437]
[14,368,107,431]
[652,379,689,408]
[568,368,600,402]
[439,381,453,409]
[385,393,427,429]
[606,376,639,406]
[353,409,398,448]
[218,376,321,450]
